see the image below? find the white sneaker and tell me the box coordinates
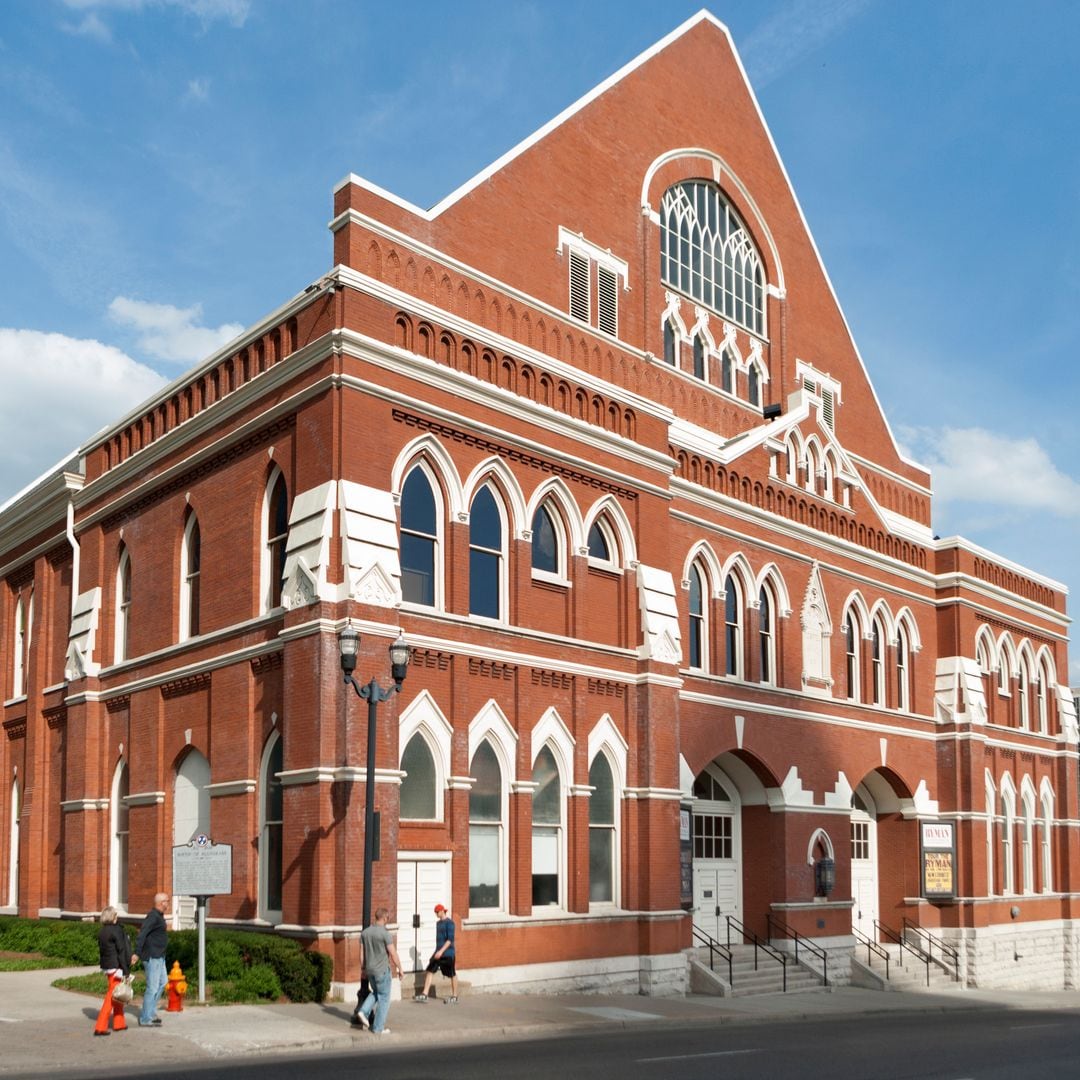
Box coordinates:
[377,1028,392,1036]
[352,1011,369,1030]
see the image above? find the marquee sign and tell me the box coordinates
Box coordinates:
[920,821,956,899]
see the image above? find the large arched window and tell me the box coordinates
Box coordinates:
[692,334,706,380]
[109,761,129,910]
[663,319,678,366]
[587,519,612,563]
[721,349,734,394]
[896,624,911,712]
[468,741,503,910]
[400,732,438,820]
[260,735,283,922]
[1021,785,1036,895]
[1016,656,1031,730]
[871,619,885,706]
[747,363,761,407]
[469,486,504,620]
[174,749,210,846]
[758,585,774,684]
[263,471,289,613]
[660,181,765,335]
[115,547,132,663]
[688,563,707,671]
[12,597,25,698]
[180,514,201,640]
[723,575,742,677]
[1000,782,1016,895]
[531,503,564,578]
[531,746,563,908]
[845,613,861,702]
[588,753,616,904]
[400,466,439,607]
[1041,787,1054,893]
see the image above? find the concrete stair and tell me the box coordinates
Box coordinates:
[690,943,827,998]
[851,940,962,993]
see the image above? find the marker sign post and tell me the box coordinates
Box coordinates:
[172,836,232,1003]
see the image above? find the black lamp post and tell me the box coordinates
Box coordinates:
[339,625,410,930]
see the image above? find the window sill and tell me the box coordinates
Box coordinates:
[3,695,27,709]
[586,559,622,576]
[531,570,571,589]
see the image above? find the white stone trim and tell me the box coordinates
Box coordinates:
[206,780,257,797]
[60,798,110,813]
[125,791,165,806]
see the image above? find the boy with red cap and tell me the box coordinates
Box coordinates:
[414,903,458,1003]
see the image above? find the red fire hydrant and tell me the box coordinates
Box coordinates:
[166,961,188,1012]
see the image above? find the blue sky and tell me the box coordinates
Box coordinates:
[1,1,1078,677]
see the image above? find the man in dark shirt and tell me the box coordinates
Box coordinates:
[415,904,459,1003]
[133,893,169,1027]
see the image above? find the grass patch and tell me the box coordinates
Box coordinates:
[51,969,281,1005]
[53,971,147,996]
[0,956,74,971]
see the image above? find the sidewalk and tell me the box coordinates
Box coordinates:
[3,965,1080,1077]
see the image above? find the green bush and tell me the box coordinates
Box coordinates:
[0,917,330,1003]
[236,963,282,1000]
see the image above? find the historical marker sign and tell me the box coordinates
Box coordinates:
[172,839,232,897]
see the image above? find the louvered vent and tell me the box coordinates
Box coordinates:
[569,250,590,322]
[597,265,618,336]
[821,389,835,430]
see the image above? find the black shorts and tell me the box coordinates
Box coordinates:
[426,955,456,977]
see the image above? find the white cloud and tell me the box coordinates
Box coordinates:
[0,328,167,505]
[741,0,872,89]
[60,0,250,29]
[108,296,243,365]
[899,426,1080,517]
[60,13,113,42]
[184,77,211,103]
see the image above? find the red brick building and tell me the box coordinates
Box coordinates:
[2,12,1077,994]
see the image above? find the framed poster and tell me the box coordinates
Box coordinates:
[679,806,693,911]
[920,821,956,899]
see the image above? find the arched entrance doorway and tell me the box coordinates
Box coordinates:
[690,763,742,941]
[850,783,879,939]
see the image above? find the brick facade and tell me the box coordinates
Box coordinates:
[1,12,1076,993]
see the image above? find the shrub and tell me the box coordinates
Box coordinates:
[236,963,282,1000]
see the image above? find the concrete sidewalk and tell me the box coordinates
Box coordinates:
[3,965,1080,1078]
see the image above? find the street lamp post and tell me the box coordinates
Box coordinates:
[339,626,411,930]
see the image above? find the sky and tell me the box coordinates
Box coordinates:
[1,1,1078,678]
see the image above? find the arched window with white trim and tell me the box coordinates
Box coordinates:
[531,502,566,580]
[692,334,706,380]
[871,618,885,706]
[468,741,504,910]
[469,485,505,620]
[263,471,289,613]
[721,348,734,394]
[174,749,210,846]
[747,362,761,407]
[1041,786,1054,893]
[723,575,742,678]
[688,562,707,672]
[259,734,283,923]
[400,732,438,821]
[12,598,25,698]
[660,180,765,335]
[1000,780,1016,895]
[400,465,440,607]
[896,623,911,712]
[758,584,774,685]
[588,752,616,904]
[1017,654,1031,730]
[1036,660,1050,734]
[179,513,201,641]
[531,745,564,908]
[845,612,861,702]
[985,773,996,897]
[109,761,129,910]
[1021,783,1036,894]
[663,319,677,366]
[587,518,614,565]
[115,547,132,663]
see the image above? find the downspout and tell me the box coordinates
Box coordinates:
[66,496,80,618]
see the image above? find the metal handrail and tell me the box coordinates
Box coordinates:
[902,918,960,981]
[726,915,787,992]
[691,923,734,988]
[766,914,829,987]
[852,926,890,980]
[875,918,931,987]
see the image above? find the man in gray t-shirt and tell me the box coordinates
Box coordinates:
[352,907,402,1034]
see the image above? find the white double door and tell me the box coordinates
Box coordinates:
[693,863,740,943]
[396,854,452,973]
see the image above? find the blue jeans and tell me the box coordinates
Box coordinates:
[140,956,167,1023]
[358,968,392,1033]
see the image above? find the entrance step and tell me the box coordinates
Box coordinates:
[852,941,962,992]
[690,944,828,998]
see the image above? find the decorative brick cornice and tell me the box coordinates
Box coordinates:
[532,668,572,690]
[105,695,131,714]
[160,672,211,699]
[250,651,284,675]
[8,563,34,590]
[587,678,625,698]
[411,648,452,671]
[101,416,296,531]
[46,543,70,569]
[3,717,26,741]
[470,658,514,681]
[44,705,67,729]
[393,410,637,500]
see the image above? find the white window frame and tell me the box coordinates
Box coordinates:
[109,760,129,911]
[469,483,509,622]
[1000,780,1016,895]
[258,733,283,924]
[12,597,25,699]
[115,548,131,663]
[399,461,446,611]
[1041,786,1054,894]
[261,469,289,615]
[6,779,18,910]
[530,501,569,586]
[179,514,201,642]
[757,584,775,685]
[688,562,709,673]
[468,738,508,913]
[1021,785,1036,895]
[530,743,566,911]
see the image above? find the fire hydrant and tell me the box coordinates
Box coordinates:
[166,961,188,1012]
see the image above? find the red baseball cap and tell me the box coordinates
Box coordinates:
[434,903,446,913]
